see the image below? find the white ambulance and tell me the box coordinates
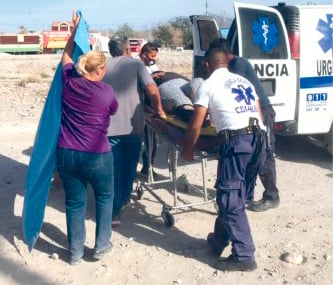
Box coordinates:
[191,2,333,154]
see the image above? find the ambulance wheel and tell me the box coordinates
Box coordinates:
[161,209,175,227]
[136,185,143,200]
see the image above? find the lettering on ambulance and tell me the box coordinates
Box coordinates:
[306,92,328,112]
[254,63,289,77]
[317,60,333,76]
[232,84,258,114]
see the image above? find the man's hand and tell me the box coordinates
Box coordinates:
[182,105,207,161]
[157,109,167,119]
[152,71,165,80]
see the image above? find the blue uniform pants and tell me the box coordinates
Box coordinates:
[109,135,142,217]
[259,105,279,201]
[214,133,265,261]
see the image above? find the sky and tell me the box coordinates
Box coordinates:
[0,0,331,33]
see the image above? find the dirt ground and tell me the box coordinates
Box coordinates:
[0,51,332,285]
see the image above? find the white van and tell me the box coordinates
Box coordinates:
[191,2,333,154]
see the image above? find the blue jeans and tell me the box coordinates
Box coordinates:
[108,135,142,217]
[56,148,114,260]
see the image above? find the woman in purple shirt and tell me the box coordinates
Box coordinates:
[56,10,118,265]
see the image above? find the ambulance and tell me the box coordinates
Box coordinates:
[191,2,333,154]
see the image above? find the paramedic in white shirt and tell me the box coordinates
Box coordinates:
[182,48,266,272]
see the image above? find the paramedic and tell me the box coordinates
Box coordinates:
[103,35,165,224]
[139,42,160,76]
[182,48,266,272]
[209,38,280,212]
[138,42,161,177]
[56,10,118,265]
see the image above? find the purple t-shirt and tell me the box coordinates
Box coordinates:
[57,63,118,153]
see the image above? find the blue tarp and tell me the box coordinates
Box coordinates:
[22,11,91,251]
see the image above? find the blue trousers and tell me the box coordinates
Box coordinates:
[259,105,279,201]
[108,135,142,217]
[56,148,114,260]
[214,133,265,262]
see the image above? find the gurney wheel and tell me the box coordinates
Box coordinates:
[136,185,144,200]
[161,209,175,227]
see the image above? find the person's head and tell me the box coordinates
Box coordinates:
[204,48,229,77]
[139,43,159,67]
[208,38,233,55]
[76,50,107,81]
[108,35,131,57]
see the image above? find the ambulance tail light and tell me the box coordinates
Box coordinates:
[274,3,300,59]
[274,121,298,135]
[288,31,300,59]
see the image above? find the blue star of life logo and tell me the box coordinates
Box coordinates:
[252,17,279,53]
[232,85,255,105]
[316,14,333,53]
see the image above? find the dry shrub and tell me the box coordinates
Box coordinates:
[17,76,41,87]
[40,72,50,78]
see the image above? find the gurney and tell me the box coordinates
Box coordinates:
[135,108,221,227]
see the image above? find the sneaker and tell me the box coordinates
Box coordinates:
[207,232,229,257]
[214,254,257,272]
[92,243,113,260]
[246,198,280,212]
[69,256,82,265]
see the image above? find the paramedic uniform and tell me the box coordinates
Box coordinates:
[229,56,279,203]
[194,67,266,262]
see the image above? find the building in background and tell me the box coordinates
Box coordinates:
[42,21,73,53]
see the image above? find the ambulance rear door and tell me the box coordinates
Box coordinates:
[232,3,297,130]
[190,15,220,79]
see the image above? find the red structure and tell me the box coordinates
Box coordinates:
[42,21,73,53]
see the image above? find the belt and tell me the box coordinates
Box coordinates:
[218,126,255,137]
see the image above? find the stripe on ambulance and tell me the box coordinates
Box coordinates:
[300,76,333,89]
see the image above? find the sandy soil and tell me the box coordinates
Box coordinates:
[0,51,332,285]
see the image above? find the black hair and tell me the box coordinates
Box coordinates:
[208,38,232,55]
[108,34,128,57]
[140,42,159,56]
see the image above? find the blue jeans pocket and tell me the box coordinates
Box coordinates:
[81,152,113,170]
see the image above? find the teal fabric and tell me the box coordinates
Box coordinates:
[22,11,91,251]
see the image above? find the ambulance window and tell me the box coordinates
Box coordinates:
[237,8,288,59]
[197,19,219,51]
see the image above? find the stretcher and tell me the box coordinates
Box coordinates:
[135,109,221,227]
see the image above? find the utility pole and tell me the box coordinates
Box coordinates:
[206,0,208,15]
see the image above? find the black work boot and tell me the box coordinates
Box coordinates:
[207,232,229,257]
[246,198,280,212]
[214,254,257,272]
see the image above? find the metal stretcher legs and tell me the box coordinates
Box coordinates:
[136,122,216,227]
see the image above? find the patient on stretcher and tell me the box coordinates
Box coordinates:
[152,71,204,123]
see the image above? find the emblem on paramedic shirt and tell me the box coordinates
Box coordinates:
[252,16,279,53]
[316,14,333,53]
[232,85,255,105]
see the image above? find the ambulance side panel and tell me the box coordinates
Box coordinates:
[233,3,297,128]
[297,6,333,134]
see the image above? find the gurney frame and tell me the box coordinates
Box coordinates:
[135,115,218,227]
